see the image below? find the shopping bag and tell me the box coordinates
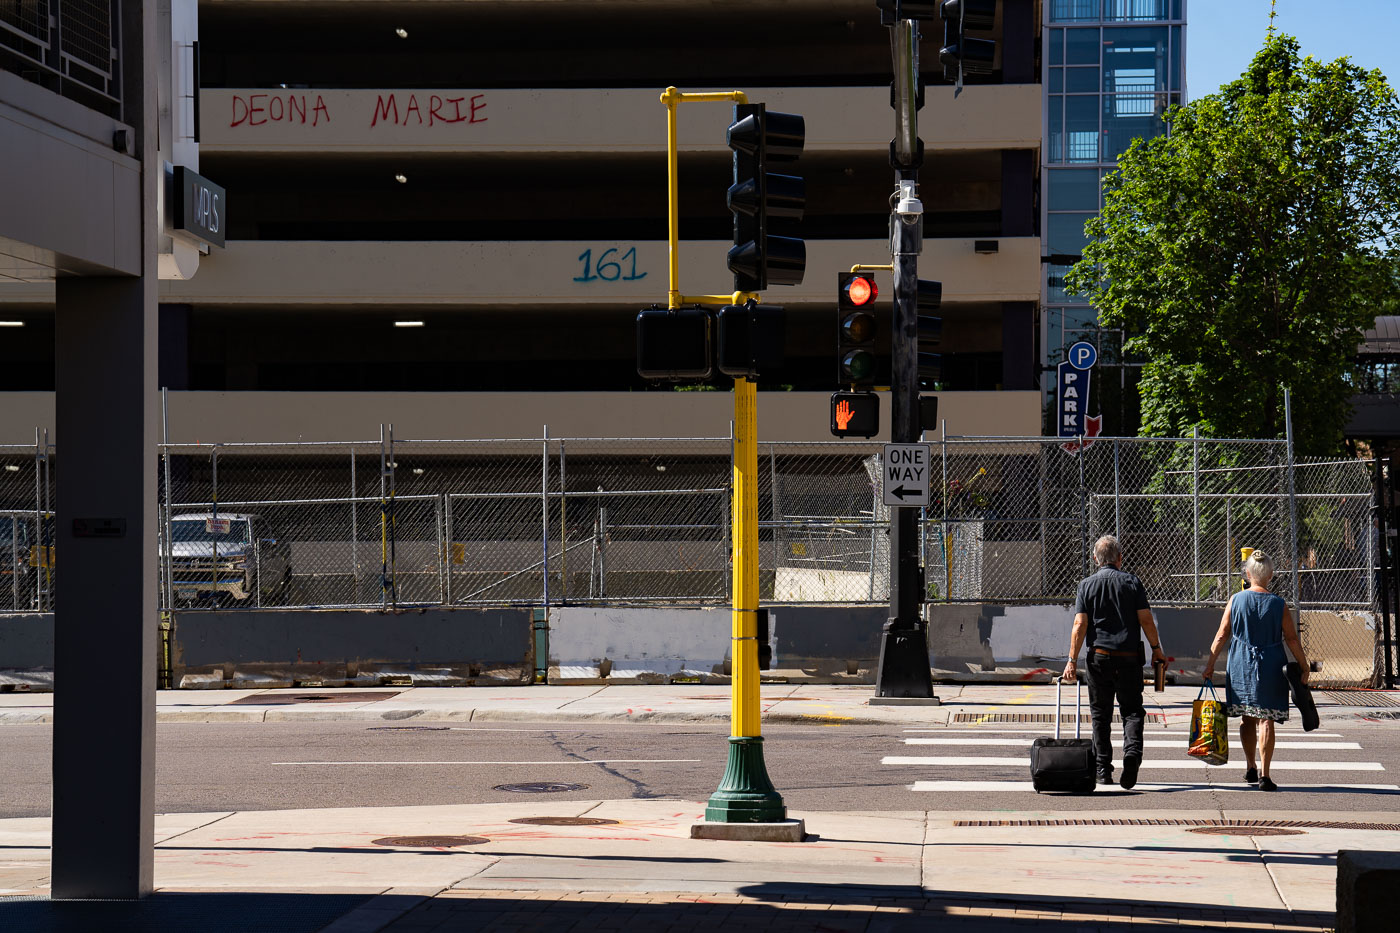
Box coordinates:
[1187,683,1229,766]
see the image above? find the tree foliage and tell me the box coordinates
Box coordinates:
[1065,35,1400,454]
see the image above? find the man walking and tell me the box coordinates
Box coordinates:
[1063,535,1166,789]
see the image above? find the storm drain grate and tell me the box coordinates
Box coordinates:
[494,782,590,794]
[371,835,488,847]
[228,691,401,706]
[1326,691,1400,707]
[508,817,620,826]
[367,726,450,732]
[954,818,1400,831]
[951,712,1165,724]
[1189,826,1304,837]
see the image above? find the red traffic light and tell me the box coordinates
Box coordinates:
[844,275,877,306]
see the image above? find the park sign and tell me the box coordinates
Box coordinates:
[1056,340,1097,439]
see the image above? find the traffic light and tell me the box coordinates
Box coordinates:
[636,306,713,381]
[916,278,942,389]
[727,103,806,292]
[717,300,785,378]
[837,272,879,388]
[831,391,880,438]
[940,0,997,82]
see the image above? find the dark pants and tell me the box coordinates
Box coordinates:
[1085,653,1145,770]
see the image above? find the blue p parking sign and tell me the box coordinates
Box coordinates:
[1057,341,1098,438]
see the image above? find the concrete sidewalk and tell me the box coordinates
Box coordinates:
[1,681,1392,728]
[0,799,1363,931]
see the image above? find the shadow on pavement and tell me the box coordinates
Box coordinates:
[0,891,373,933]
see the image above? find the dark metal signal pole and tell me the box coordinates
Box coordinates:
[875,12,936,699]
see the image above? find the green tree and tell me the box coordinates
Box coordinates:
[1065,35,1400,455]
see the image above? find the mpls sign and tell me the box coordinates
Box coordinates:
[1057,340,1102,453]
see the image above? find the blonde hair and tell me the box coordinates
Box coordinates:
[1243,550,1274,585]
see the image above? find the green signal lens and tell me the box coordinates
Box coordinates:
[841,349,875,381]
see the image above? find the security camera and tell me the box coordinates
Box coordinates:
[895,179,922,223]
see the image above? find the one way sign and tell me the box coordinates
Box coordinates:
[882,443,931,507]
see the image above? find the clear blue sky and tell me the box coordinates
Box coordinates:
[1187,0,1400,100]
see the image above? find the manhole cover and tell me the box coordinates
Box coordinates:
[494,782,590,794]
[367,726,450,732]
[228,691,401,706]
[508,817,619,826]
[371,835,488,847]
[1188,827,1305,837]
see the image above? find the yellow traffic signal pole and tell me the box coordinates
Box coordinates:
[661,87,785,824]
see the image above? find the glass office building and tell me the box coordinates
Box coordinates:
[1042,0,1186,433]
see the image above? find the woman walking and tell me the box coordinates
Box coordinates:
[1202,551,1309,791]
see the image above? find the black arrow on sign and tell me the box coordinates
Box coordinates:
[889,485,921,501]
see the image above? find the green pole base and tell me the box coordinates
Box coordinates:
[704,736,786,823]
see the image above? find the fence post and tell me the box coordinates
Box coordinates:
[541,426,550,609]
[210,445,219,596]
[1225,496,1233,596]
[1284,390,1300,629]
[768,442,779,601]
[559,440,568,603]
[379,424,388,609]
[941,420,950,602]
[161,388,173,614]
[436,493,446,607]
[1389,453,1399,689]
[444,493,454,607]
[350,445,358,604]
[1373,455,1392,688]
[1191,426,1200,603]
[33,428,42,612]
[1113,438,1121,538]
[1078,434,1087,583]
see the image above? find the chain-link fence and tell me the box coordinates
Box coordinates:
[0,437,54,612]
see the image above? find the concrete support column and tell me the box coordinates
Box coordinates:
[1000,150,1035,238]
[1001,301,1035,391]
[50,0,158,901]
[159,303,191,390]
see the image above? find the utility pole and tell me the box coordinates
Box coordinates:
[874,11,935,699]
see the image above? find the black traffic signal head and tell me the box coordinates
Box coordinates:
[837,272,880,388]
[917,278,942,389]
[717,300,785,379]
[636,306,713,381]
[940,0,997,80]
[727,103,806,292]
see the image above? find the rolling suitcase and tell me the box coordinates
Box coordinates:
[1030,673,1097,793]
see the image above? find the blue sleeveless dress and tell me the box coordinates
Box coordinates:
[1225,590,1289,722]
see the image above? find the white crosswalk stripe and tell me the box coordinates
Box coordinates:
[884,756,1384,770]
[908,781,1400,793]
[904,738,1360,750]
[883,725,1395,796]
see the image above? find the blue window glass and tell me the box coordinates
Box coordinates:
[1103,26,1168,94]
[1048,169,1100,211]
[1102,93,1167,156]
[1050,67,1063,92]
[1050,0,1100,23]
[1104,0,1169,21]
[1067,67,1100,93]
[1066,96,1100,162]
[1171,25,1182,92]
[1048,213,1094,258]
[1048,97,1064,162]
[1049,28,1064,65]
[1066,28,1100,65]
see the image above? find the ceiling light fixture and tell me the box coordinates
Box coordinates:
[394,174,408,184]
[0,321,24,327]
[394,321,424,328]
[395,27,409,38]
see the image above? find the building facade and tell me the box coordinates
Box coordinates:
[2,1,1182,444]
[1041,0,1186,435]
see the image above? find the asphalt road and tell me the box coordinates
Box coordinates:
[5,717,1400,819]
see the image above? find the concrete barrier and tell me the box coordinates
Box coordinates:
[172,608,533,688]
[1337,850,1400,933]
[0,614,53,689]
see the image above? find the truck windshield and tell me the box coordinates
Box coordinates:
[171,519,251,544]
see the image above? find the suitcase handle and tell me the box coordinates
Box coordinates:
[1055,665,1082,741]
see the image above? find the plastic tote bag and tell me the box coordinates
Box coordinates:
[1188,683,1229,766]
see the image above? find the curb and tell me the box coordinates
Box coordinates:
[0,708,927,727]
